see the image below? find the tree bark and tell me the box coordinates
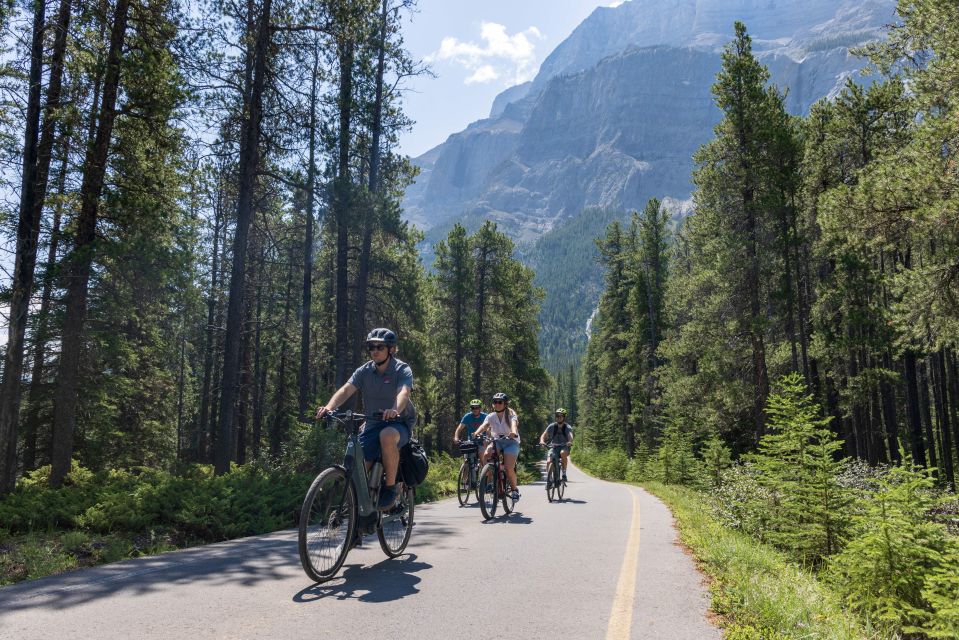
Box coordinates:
[918,358,938,473]
[903,350,927,467]
[333,37,355,387]
[50,0,130,487]
[351,0,390,364]
[23,139,70,471]
[270,240,296,458]
[215,0,273,475]
[298,43,320,421]
[197,186,223,461]
[932,350,954,488]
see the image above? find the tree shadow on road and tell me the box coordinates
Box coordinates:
[0,531,302,616]
[292,554,430,604]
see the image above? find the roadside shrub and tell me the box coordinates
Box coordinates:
[828,458,958,635]
[712,462,772,539]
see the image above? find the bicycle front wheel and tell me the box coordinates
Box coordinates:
[502,470,516,514]
[478,463,497,520]
[558,467,566,500]
[457,461,471,506]
[378,484,415,557]
[546,461,556,502]
[298,466,356,583]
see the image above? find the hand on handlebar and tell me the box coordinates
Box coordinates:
[315,406,333,420]
[382,408,400,420]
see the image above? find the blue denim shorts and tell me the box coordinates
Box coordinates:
[494,438,520,457]
[359,419,411,462]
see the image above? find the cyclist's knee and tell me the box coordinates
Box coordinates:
[380,426,400,443]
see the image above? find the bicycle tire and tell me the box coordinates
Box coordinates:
[546,461,556,502]
[298,466,356,583]
[501,468,516,514]
[377,484,415,557]
[558,467,566,500]
[478,463,497,520]
[457,461,471,506]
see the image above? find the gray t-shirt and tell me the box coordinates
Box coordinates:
[347,356,417,426]
[545,422,573,445]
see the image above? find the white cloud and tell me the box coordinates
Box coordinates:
[430,22,544,85]
[466,65,499,85]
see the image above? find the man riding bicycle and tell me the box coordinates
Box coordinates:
[316,327,416,511]
[539,408,573,481]
[453,399,487,447]
[472,392,521,501]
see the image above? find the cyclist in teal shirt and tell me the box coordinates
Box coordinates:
[453,398,487,446]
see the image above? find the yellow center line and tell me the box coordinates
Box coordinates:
[606,488,640,640]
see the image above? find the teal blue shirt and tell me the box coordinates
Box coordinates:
[460,411,488,438]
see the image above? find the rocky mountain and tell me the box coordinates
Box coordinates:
[403,0,898,369]
[403,0,896,239]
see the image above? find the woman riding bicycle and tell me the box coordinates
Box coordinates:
[471,392,521,501]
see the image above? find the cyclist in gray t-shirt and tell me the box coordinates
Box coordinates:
[539,408,573,481]
[316,327,415,510]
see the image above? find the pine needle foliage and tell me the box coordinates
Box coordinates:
[748,373,849,564]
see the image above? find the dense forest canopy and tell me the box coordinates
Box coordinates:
[580,3,959,481]
[0,0,548,494]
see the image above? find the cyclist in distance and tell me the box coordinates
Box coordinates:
[453,398,487,447]
[539,408,573,481]
[315,327,416,511]
[471,392,521,501]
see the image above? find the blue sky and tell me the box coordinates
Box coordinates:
[398,1,620,158]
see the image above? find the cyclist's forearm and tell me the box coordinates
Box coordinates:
[454,424,465,440]
[324,383,357,410]
[393,385,411,413]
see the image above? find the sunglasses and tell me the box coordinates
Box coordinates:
[492,400,505,405]
[367,343,388,352]
[471,406,482,410]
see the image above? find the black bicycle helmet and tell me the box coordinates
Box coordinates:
[492,392,509,403]
[365,327,397,346]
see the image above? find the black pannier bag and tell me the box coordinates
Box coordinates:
[400,437,429,486]
[458,440,478,455]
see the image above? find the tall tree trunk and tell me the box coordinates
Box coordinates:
[904,350,927,467]
[473,243,490,397]
[0,0,67,493]
[946,349,959,480]
[352,0,390,364]
[270,242,296,458]
[236,248,257,465]
[197,188,223,461]
[23,139,70,471]
[918,359,938,473]
[880,350,902,463]
[931,350,954,488]
[251,255,265,459]
[744,191,769,440]
[215,0,273,475]
[333,38,355,387]
[50,0,130,487]
[298,43,320,421]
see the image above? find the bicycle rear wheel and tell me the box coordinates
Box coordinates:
[378,484,415,557]
[478,463,497,520]
[457,461,471,506]
[298,466,355,583]
[546,461,556,502]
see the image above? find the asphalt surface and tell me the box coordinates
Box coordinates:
[0,463,720,640]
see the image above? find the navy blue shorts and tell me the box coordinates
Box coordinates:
[359,419,411,462]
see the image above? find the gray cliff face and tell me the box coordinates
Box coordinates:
[403,0,897,239]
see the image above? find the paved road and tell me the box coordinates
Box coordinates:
[0,464,720,640]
